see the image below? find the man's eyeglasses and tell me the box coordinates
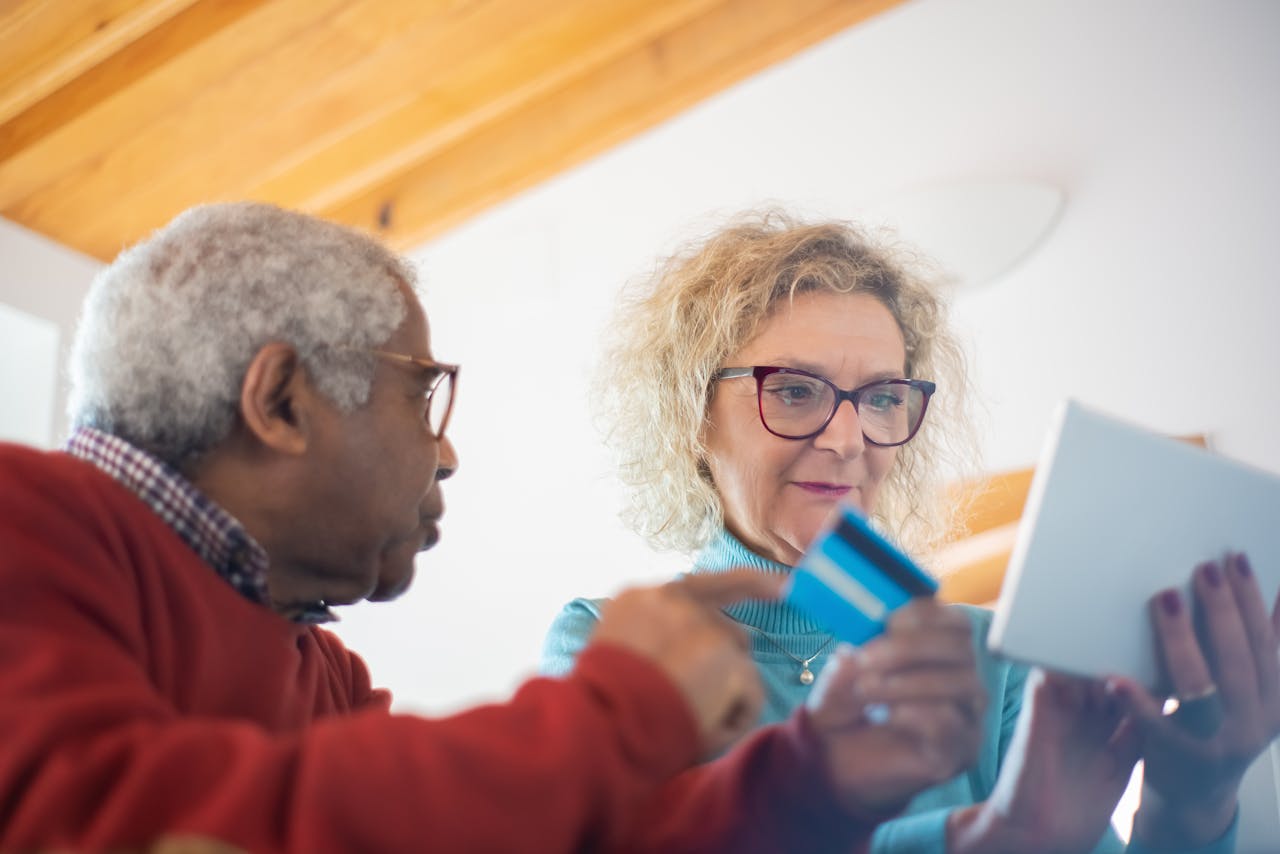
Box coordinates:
[716,366,934,447]
[365,349,459,439]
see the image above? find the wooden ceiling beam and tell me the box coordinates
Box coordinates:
[16,0,721,260]
[0,0,201,125]
[0,0,266,164]
[1,0,484,257]
[0,0,357,212]
[324,0,904,251]
[249,0,723,214]
[0,0,904,261]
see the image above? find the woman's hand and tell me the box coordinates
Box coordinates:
[805,600,986,817]
[1108,553,1280,849]
[946,669,1141,854]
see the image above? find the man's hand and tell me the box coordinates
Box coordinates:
[591,570,785,757]
[806,600,986,816]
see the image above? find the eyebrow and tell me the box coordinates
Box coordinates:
[762,358,907,382]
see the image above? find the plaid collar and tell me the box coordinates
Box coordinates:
[64,426,336,625]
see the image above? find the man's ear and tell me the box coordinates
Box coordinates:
[238,342,313,456]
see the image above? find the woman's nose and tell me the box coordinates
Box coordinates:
[813,400,866,458]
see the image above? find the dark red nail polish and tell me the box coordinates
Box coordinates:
[1160,589,1182,616]
[1203,562,1223,588]
[1237,554,1253,578]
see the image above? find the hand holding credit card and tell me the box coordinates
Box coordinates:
[785,505,937,645]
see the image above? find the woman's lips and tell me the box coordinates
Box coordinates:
[793,482,853,498]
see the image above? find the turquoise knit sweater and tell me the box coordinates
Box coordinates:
[541,529,1237,854]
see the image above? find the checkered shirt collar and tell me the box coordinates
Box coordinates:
[64,426,336,625]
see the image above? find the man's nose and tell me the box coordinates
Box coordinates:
[436,435,459,481]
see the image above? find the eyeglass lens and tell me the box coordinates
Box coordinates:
[427,372,454,437]
[759,373,923,443]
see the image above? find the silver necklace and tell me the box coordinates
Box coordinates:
[727,616,835,685]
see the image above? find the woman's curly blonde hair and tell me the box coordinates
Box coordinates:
[596,210,980,560]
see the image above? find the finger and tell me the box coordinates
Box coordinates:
[886,599,972,635]
[704,661,765,757]
[806,645,870,727]
[1105,717,1143,783]
[726,658,765,731]
[877,701,979,778]
[859,631,977,674]
[1272,577,1280,640]
[1226,553,1280,707]
[1040,669,1090,710]
[669,569,785,608]
[1150,585,1214,701]
[854,669,986,722]
[1193,559,1258,712]
[1107,675,1205,752]
[817,644,864,694]
[1082,676,1120,719]
[712,610,753,654]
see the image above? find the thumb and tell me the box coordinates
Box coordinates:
[806,643,867,722]
[1108,716,1143,772]
[1105,676,1169,738]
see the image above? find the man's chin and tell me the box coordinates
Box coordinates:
[368,566,414,601]
[366,524,436,601]
[368,548,418,601]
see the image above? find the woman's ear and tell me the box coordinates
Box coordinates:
[238,342,312,456]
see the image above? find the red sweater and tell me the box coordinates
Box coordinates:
[0,444,874,853]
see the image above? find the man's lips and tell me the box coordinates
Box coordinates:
[418,520,441,552]
[792,482,853,498]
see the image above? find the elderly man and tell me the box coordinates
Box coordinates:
[0,203,983,852]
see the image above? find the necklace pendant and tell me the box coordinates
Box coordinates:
[799,667,815,685]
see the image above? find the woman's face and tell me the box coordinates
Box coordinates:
[703,290,906,566]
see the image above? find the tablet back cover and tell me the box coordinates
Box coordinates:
[988,400,1280,689]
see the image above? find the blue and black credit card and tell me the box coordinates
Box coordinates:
[785,506,937,645]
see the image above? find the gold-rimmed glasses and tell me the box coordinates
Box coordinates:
[362,348,459,439]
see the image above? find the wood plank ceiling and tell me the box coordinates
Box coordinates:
[0,0,901,262]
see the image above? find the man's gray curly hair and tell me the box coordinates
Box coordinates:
[68,202,414,469]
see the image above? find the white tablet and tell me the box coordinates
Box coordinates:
[988,400,1280,690]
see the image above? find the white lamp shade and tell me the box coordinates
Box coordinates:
[862,179,1066,289]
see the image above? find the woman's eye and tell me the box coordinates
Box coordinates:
[865,391,904,411]
[767,383,819,406]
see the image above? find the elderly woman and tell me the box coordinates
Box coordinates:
[542,212,1277,853]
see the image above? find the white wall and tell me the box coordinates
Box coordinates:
[0,303,60,446]
[329,0,1280,718]
[0,218,101,446]
[333,0,1280,842]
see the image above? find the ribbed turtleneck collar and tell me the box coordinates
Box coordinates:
[690,528,829,635]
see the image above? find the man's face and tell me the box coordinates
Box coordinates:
[288,283,457,607]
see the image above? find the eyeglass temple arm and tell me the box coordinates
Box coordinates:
[716,367,756,380]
